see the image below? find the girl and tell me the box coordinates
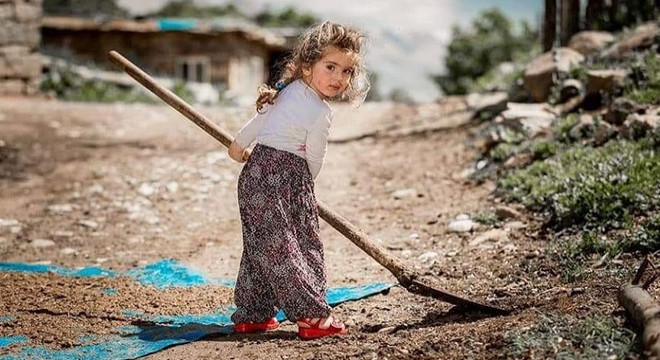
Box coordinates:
[227,21,369,340]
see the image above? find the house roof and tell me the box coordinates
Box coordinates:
[42,16,287,48]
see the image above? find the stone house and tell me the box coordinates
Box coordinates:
[0,0,43,96]
[40,16,289,101]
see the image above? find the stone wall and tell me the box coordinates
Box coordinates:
[0,0,42,95]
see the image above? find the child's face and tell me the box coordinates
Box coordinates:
[304,46,356,99]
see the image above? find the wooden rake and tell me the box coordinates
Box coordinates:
[108,50,510,315]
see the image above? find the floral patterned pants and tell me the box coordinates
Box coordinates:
[231,144,331,324]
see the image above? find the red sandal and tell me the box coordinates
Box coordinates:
[234,317,279,333]
[297,317,348,340]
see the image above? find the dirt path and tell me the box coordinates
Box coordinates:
[0,96,613,359]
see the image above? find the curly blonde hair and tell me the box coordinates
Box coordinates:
[256,21,370,112]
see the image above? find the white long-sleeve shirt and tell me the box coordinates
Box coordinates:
[234,79,333,179]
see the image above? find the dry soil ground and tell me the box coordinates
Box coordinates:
[0,96,634,359]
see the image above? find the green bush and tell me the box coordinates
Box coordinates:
[552,114,580,143]
[530,140,559,160]
[619,213,660,254]
[41,66,195,104]
[503,312,638,359]
[625,52,660,105]
[432,9,539,95]
[498,139,660,230]
[489,143,517,162]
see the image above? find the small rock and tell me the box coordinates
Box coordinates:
[503,153,533,170]
[166,181,180,193]
[205,151,227,165]
[95,258,109,264]
[377,326,397,334]
[525,251,540,259]
[445,250,459,257]
[392,188,417,200]
[52,231,74,238]
[60,247,77,255]
[504,221,528,230]
[476,160,489,170]
[502,244,518,253]
[30,239,55,248]
[144,215,160,225]
[455,214,471,221]
[494,206,522,220]
[469,229,509,247]
[127,236,144,244]
[448,219,475,233]
[88,184,105,195]
[0,218,19,227]
[138,183,156,197]
[401,250,412,258]
[78,220,99,229]
[0,237,7,244]
[593,121,617,146]
[418,251,438,262]
[10,226,22,234]
[46,204,75,214]
[409,233,420,240]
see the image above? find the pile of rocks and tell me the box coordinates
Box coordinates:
[464,21,660,175]
[0,0,42,95]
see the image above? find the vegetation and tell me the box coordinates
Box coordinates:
[147,0,243,19]
[433,9,539,95]
[255,7,318,28]
[503,311,638,359]
[625,52,660,105]
[41,65,194,104]
[585,0,660,33]
[499,138,659,231]
[149,1,318,28]
[44,0,128,18]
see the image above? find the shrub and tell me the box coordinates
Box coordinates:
[625,52,660,105]
[498,139,659,230]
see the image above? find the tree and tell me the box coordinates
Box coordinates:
[255,7,318,28]
[584,0,660,32]
[148,0,243,18]
[543,0,557,51]
[433,9,539,95]
[560,0,580,46]
[44,0,128,18]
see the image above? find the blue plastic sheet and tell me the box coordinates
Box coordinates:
[157,18,198,31]
[0,260,394,360]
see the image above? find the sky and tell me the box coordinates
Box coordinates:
[116,0,543,102]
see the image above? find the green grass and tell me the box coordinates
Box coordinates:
[498,139,659,231]
[625,52,660,105]
[503,312,638,359]
[472,210,499,226]
[41,67,195,104]
[552,114,580,143]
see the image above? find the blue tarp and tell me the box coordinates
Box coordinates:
[157,19,198,31]
[0,260,394,360]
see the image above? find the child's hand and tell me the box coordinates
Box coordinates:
[228,140,246,163]
[242,149,251,162]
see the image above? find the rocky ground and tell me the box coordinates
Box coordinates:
[0,96,644,359]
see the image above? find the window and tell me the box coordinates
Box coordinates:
[175,56,210,83]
